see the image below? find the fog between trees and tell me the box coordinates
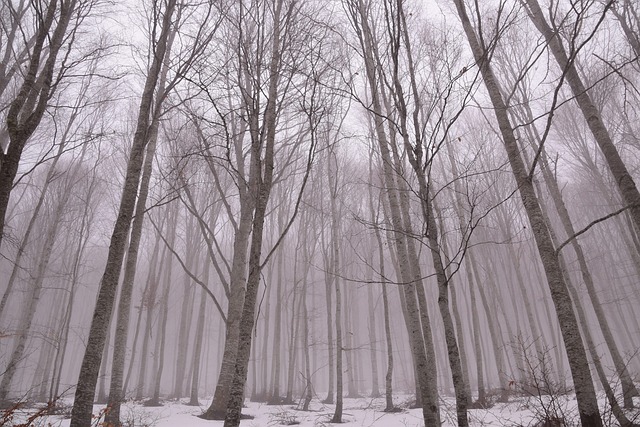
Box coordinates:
[0,0,639,426]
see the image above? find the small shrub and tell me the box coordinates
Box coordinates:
[269,408,300,425]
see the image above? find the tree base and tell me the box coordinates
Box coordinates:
[198,409,226,420]
[199,410,254,420]
[267,396,287,405]
[0,399,23,410]
[143,399,163,407]
[250,393,268,403]
[469,398,492,409]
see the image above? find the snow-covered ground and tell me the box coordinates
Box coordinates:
[5,394,639,426]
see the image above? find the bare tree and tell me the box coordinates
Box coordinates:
[521,0,640,236]
[0,0,91,249]
[70,0,179,424]
[451,1,603,425]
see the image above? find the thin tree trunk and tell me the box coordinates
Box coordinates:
[328,150,344,423]
[269,237,285,403]
[301,271,313,411]
[285,271,301,404]
[344,286,359,398]
[321,230,335,404]
[129,241,163,400]
[173,216,197,400]
[51,174,95,402]
[0,192,67,401]
[330,269,344,423]
[147,225,174,406]
[470,254,510,402]
[188,258,209,406]
[367,282,380,398]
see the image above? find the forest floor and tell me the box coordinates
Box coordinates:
[4,393,639,426]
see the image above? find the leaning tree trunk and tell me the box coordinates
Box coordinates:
[105,101,165,425]
[523,0,640,236]
[69,1,177,424]
[0,130,67,321]
[452,1,603,424]
[0,0,78,249]
[537,179,638,427]
[515,94,640,407]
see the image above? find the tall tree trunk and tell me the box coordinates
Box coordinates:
[285,271,301,404]
[321,230,335,404]
[301,271,313,411]
[173,216,197,400]
[188,258,209,406]
[70,1,177,424]
[350,3,440,419]
[105,110,164,424]
[300,217,315,411]
[516,91,640,407]
[367,281,380,398]
[328,150,344,423]
[147,220,175,406]
[269,238,285,403]
[452,2,603,424]
[51,173,96,401]
[372,211,396,412]
[222,2,290,423]
[132,241,165,400]
[344,286,359,398]
[201,140,255,420]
